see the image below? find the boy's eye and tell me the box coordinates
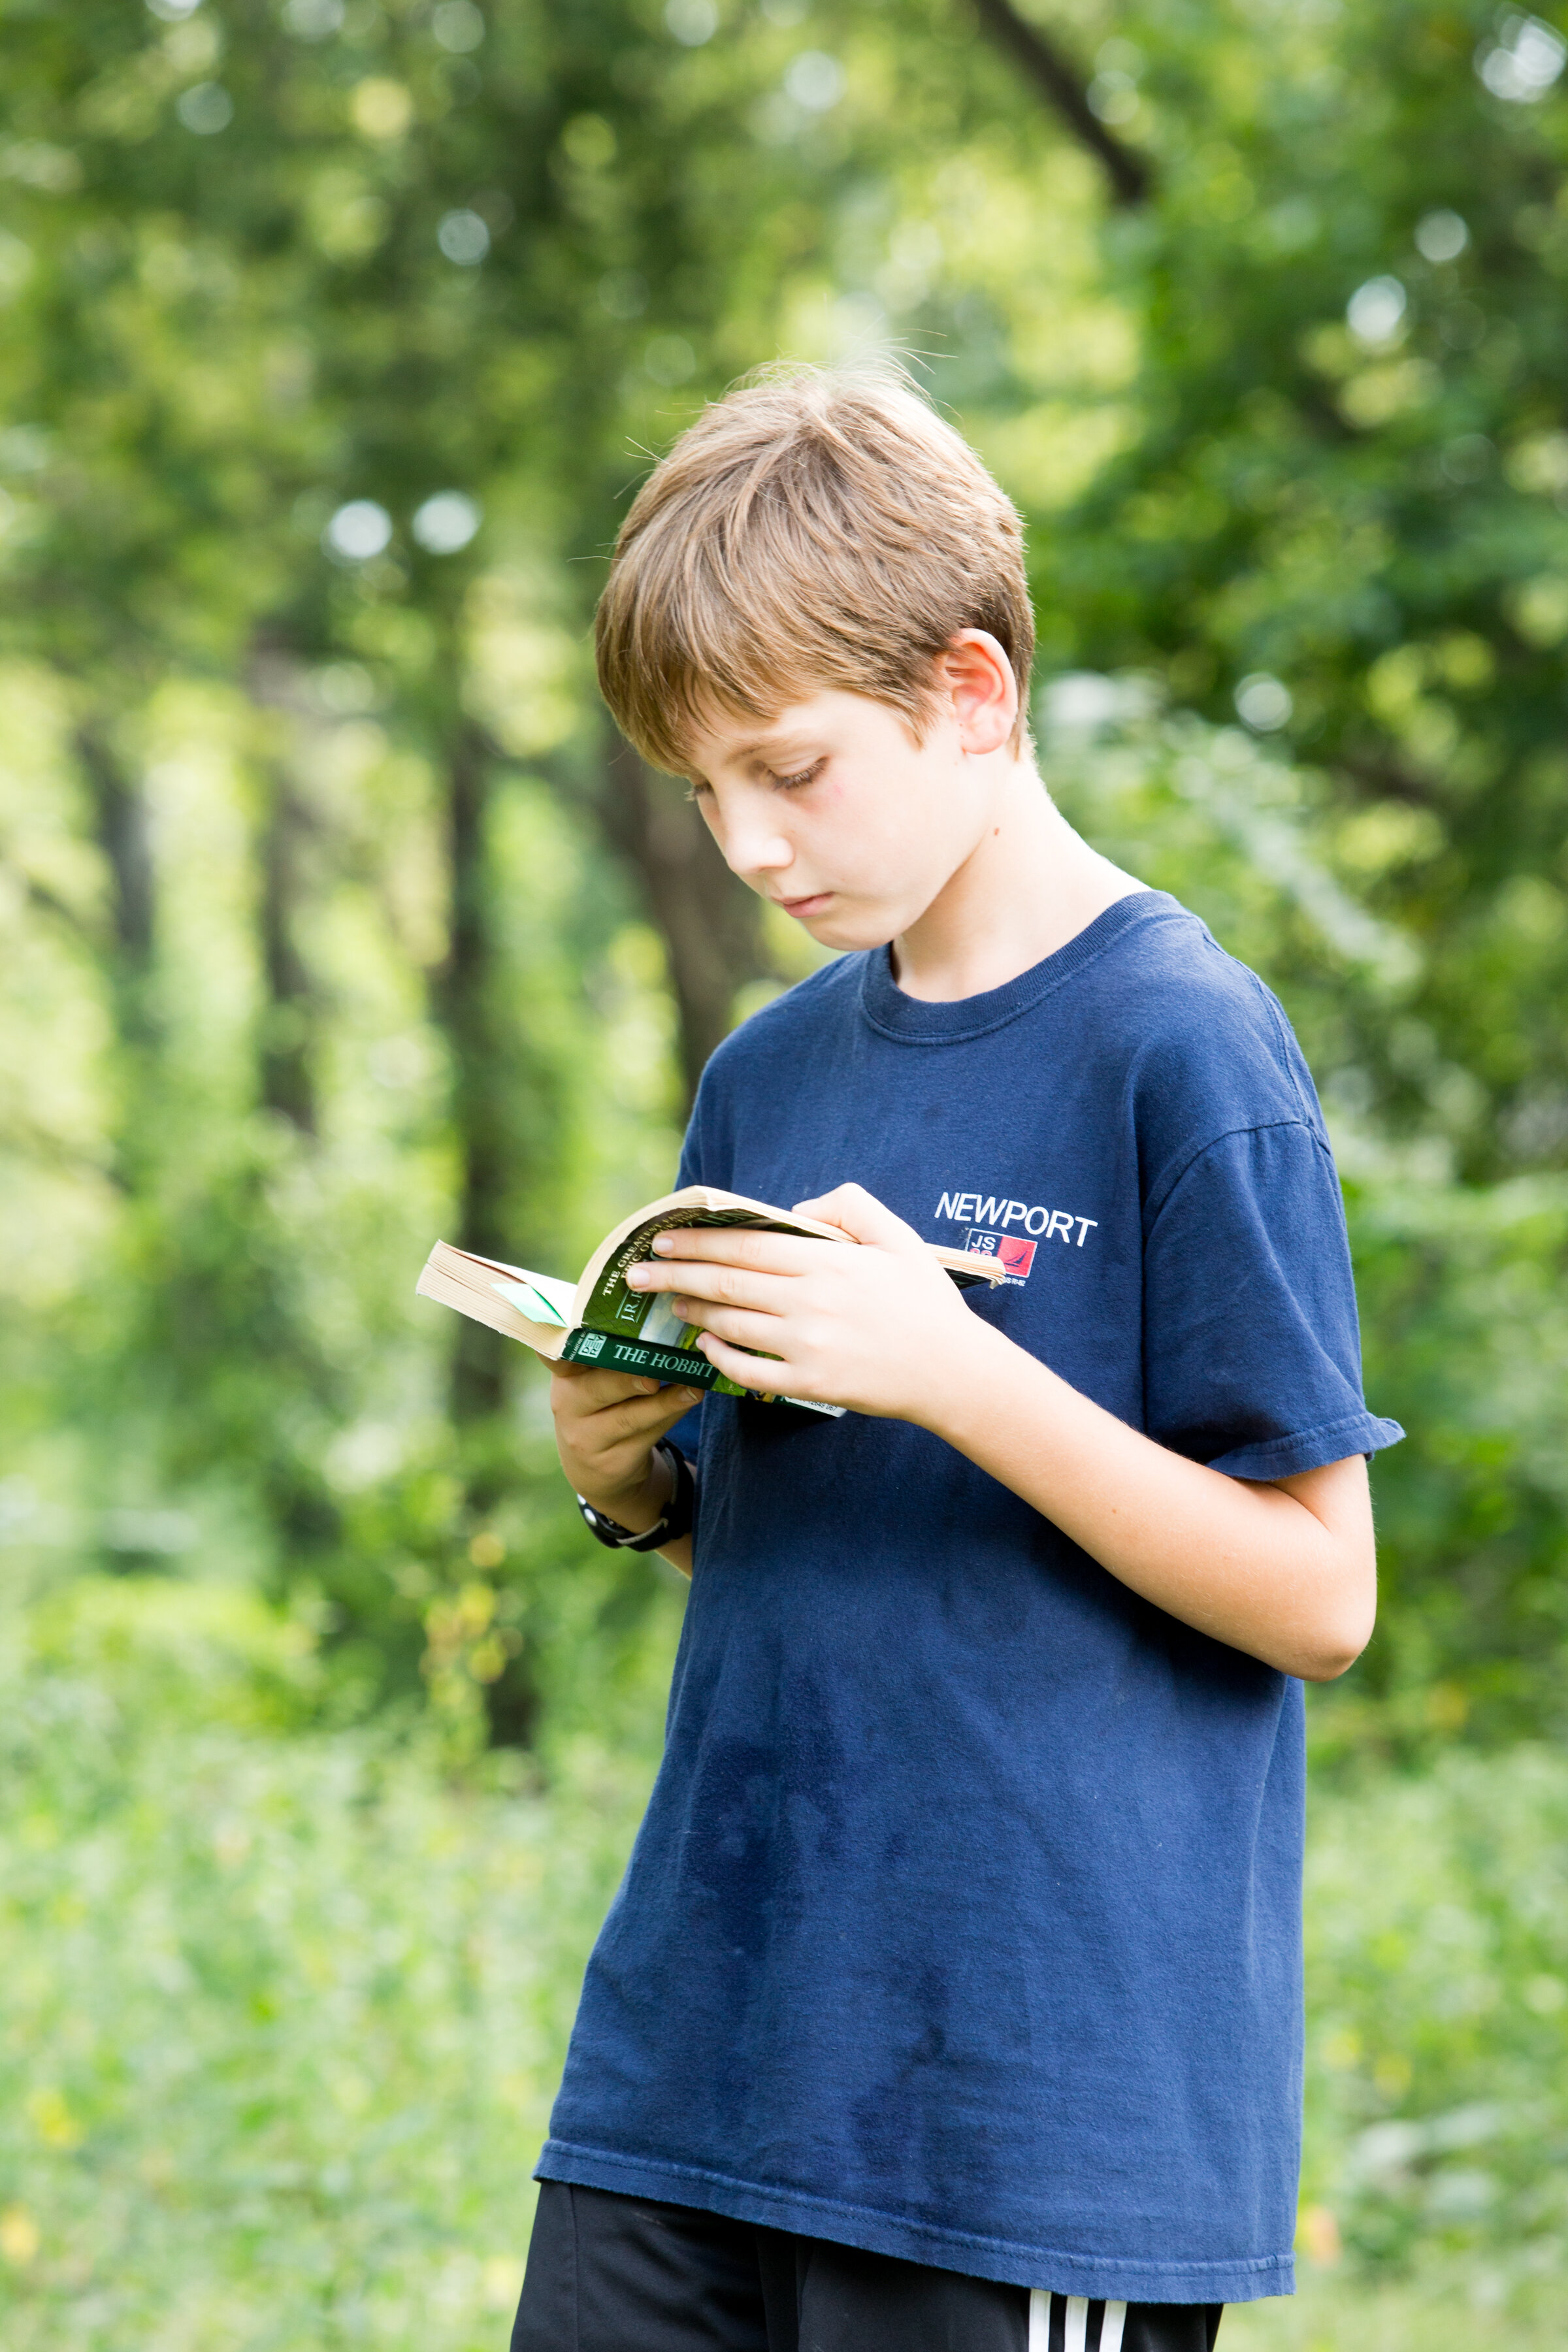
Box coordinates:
[768,759,825,791]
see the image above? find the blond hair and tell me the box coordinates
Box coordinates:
[595,367,1035,774]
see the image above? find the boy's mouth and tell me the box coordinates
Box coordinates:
[777,891,833,919]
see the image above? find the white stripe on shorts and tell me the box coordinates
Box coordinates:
[1027,2293,1130,2352]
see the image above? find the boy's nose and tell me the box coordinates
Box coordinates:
[715,813,794,881]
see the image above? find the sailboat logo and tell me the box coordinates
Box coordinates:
[965,1230,1036,1282]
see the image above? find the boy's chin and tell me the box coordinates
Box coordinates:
[796,906,901,953]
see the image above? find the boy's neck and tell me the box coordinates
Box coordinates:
[889,757,1146,1005]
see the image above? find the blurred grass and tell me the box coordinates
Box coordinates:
[1232,1754,1568,2351]
[0,1576,671,2349]
[1,1580,1565,2348]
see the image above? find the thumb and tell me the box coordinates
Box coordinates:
[792,1183,926,1256]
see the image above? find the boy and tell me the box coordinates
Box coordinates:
[512,370,1401,2352]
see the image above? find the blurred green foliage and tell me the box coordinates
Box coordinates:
[4,0,1568,2336]
[0,1578,681,2345]
[1045,0,1568,1183]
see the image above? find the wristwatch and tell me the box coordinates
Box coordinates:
[576,1441,696,1553]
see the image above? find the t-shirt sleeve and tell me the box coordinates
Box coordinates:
[1142,1120,1403,1481]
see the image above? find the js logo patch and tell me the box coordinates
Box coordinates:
[965,1229,1036,1282]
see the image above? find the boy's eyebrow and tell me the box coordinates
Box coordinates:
[727,732,817,764]
[687,711,820,770]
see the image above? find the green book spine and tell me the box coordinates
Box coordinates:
[558,1326,845,1415]
[559,1328,740,1390]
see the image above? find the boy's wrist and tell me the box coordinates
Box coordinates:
[905,1313,1029,1446]
[574,1445,674,1535]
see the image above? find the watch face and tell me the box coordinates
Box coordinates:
[578,1496,636,1545]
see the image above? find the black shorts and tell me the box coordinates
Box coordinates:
[513,2181,1224,2352]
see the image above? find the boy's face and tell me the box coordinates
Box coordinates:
[683,648,1016,953]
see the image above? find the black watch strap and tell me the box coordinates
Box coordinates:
[577,1441,696,1553]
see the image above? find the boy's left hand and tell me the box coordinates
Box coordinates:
[625,1183,985,1421]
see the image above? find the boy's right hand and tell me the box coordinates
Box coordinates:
[549,1362,704,1531]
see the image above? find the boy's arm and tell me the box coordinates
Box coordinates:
[551,1362,700,1578]
[624,1185,1377,1679]
[911,1347,1373,1680]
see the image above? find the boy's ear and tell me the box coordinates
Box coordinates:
[939,630,1017,756]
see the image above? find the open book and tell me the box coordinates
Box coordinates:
[416,1185,1005,1416]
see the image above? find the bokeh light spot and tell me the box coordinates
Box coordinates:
[561,114,617,169]
[1347,276,1407,345]
[1235,674,1293,732]
[1087,71,1139,127]
[412,492,482,553]
[351,79,414,140]
[433,1,485,54]
[783,50,845,110]
[1040,672,1137,735]
[282,0,344,36]
[644,334,696,385]
[1416,208,1469,263]
[664,0,718,46]
[0,2206,39,2266]
[1477,11,1566,101]
[0,426,50,474]
[314,661,378,713]
[438,208,490,265]
[176,82,233,135]
[324,500,393,563]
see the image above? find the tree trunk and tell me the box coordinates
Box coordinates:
[257,765,318,1136]
[245,640,323,1137]
[74,715,161,1194]
[432,713,552,1750]
[596,740,773,1107]
[434,716,511,1424]
[75,717,157,1053]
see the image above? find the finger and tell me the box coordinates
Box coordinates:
[551,1371,702,1431]
[647,1228,825,1271]
[629,1260,793,1313]
[634,1386,710,1439]
[791,1183,926,1255]
[696,1329,817,1397]
[674,1300,792,1352]
[583,1376,705,1418]
[571,1385,706,1447]
[656,1384,708,1426]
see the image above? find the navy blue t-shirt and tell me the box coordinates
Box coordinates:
[538,890,1401,2305]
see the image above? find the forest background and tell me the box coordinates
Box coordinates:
[3,0,1568,2344]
